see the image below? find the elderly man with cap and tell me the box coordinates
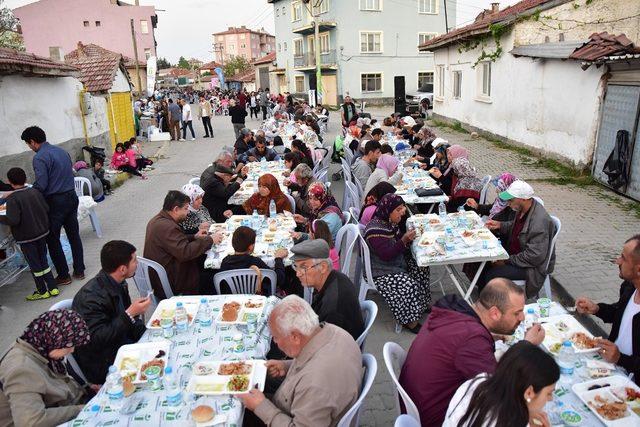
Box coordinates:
[483,180,556,298]
[290,239,364,340]
[239,295,362,426]
[201,163,244,223]
[200,151,247,191]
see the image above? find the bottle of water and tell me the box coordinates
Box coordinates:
[269,199,277,218]
[198,298,212,327]
[252,209,261,228]
[174,302,188,333]
[105,365,124,409]
[163,366,182,407]
[160,314,174,339]
[525,308,538,329]
[558,341,575,383]
[438,201,447,221]
[457,204,465,214]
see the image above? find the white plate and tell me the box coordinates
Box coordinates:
[146,298,200,329]
[572,376,640,426]
[541,314,600,355]
[216,296,266,325]
[113,340,171,384]
[187,360,267,395]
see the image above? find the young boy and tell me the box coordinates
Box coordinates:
[93,158,112,195]
[0,168,59,300]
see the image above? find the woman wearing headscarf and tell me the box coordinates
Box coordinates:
[293,182,344,242]
[466,172,517,221]
[364,194,431,333]
[73,161,104,202]
[359,181,397,226]
[180,183,213,235]
[243,173,291,216]
[291,139,314,168]
[0,310,92,427]
[430,145,483,211]
[364,153,403,196]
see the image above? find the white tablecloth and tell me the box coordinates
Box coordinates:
[228,162,289,206]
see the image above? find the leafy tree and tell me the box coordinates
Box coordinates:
[156,57,172,69]
[0,0,24,51]
[177,56,190,69]
[223,56,250,77]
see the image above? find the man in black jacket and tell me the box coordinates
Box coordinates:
[576,235,640,384]
[290,239,364,340]
[239,136,280,163]
[229,99,248,139]
[72,240,150,383]
[201,165,243,222]
[234,128,254,158]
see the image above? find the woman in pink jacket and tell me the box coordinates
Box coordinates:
[109,143,146,179]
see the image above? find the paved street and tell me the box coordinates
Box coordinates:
[0,106,638,426]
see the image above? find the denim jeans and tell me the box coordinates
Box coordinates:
[45,190,85,278]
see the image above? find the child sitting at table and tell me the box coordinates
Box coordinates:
[0,168,58,300]
[310,220,340,270]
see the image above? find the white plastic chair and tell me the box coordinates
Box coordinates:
[214,268,277,296]
[359,234,378,302]
[335,224,361,275]
[344,180,361,212]
[356,300,378,351]
[74,177,103,238]
[49,299,90,384]
[341,158,353,183]
[383,342,421,423]
[479,175,492,205]
[343,145,354,165]
[314,166,329,184]
[513,215,561,299]
[394,414,421,427]
[134,256,174,306]
[336,353,377,427]
[285,193,296,214]
[188,177,200,186]
[353,175,365,200]
[349,207,361,224]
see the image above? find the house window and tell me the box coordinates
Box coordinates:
[313,0,328,15]
[480,62,491,97]
[360,32,382,53]
[418,32,438,52]
[361,73,382,92]
[360,0,382,11]
[419,0,437,14]
[453,70,462,99]
[95,21,101,27]
[294,39,303,57]
[418,71,433,89]
[275,8,279,16]
[240,34,245,40]
[319,33,330,53]
[140,20,149,34]
[83,21,89,27]
[282,6,286,16]
[436,65,445,97]
[241,44,246,49]
[144,48,151,59]
[295,75,305,92]
[292,1,302,21]
[307,36,315,55]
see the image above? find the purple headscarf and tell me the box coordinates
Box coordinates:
[376,154,400,178]
[489,172,517,218]
[364,194,405,244]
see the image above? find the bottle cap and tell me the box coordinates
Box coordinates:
[91,404,101,412]
[563,341,572,347]
[527,308,535,313]
[200,298,207,303]
[108,365,117,373]
[165,366,173,374]
[176,302,183,307]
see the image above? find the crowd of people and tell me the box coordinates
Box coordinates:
[1,91,639,427]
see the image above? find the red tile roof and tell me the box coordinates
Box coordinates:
[65,43,145,67]
[70,55,123,92]
[419,0,566,51]
[0,47,78,76]
[569,32,640,62]
[198,61,222,71]
[227,67,255,83]
[253,52,276,65]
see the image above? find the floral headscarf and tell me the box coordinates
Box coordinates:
[444,144,469,176]
[181,183,205,212]
[489,172,517,218]
[307,181,344,224]
[243,173,290,215]
[73,161,88,172]
[20,309,90,375]
[376,154,400,178]
[364,194,405,244]
[451,158,483,195]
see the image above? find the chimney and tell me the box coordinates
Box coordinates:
[134,0,139,4]
[77,41,85,58]
[491,3,500,13]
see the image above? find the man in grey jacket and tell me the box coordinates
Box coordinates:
[484,180,556,299]
[351,140,381,189]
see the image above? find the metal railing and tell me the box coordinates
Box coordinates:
[294,49,337,68]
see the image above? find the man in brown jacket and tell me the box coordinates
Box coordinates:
[240,295,362,426]
[143,191,220,298]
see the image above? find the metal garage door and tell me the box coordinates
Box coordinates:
[592,85,640,198]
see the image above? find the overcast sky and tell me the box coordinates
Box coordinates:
[6,0,521,63]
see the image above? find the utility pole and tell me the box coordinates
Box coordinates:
[443,0,449,33]
[130,19,143,96]
[303,0,322,105]
[213,42,225,66]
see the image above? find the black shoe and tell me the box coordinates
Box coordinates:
[404,323,423,334]
[55,276,72,286]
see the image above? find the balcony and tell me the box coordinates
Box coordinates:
[292,20,337,35]
[293,49,338,71]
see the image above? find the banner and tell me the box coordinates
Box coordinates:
[146,56,157,97]
[214,67,225,89]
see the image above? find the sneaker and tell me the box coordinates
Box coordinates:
[191,138,196,141]
[179,138,185,141]
[72,272,85,280]
[49,288,60,296]
[26,291,51,301]
[56,276,72,286]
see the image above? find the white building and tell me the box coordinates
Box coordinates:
[268,0,455,106]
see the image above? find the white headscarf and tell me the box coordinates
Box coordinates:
[181,183,205,212]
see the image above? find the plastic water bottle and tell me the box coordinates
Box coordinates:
[163,366,182,407]
[252,209,260,228]
[105,365,124,409]
[457,204,465,214]
[269,199,277,218]
[160,314,174,338]
[525,308,539,329]
[558,341,576,382]
[174,302,188,333]
[198,298,212,327]
[438,201,447,221]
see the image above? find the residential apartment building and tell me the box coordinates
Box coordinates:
[14,0,157,64]
[268,0,454,106]
[212,26,276,64]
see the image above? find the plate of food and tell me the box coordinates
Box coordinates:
[418,232,444,247]
[541,314,599,354]
[573,376,640,426]
[146,298,200,329]
[113,340,171,384]
[187,360,267,395]
[216,296,266,325]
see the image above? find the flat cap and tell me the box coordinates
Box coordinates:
[290,239,330,262]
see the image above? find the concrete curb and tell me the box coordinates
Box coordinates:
[109,139,171,190]
[550,276,607,337]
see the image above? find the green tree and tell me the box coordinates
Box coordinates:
[177,56,190,69]
[0,0,24,51]
[223,56,250,77]
[157,57,172,69]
